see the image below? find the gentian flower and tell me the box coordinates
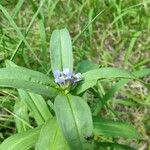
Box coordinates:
[53,68,82,89]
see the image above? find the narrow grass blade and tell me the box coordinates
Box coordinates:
[73,10,105,43]
[29,0,47,59]
[12,0,25,18]
[10,0,45,61]
[125,31,141,64]
[0,4,46,71]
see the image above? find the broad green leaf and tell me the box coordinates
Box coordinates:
[82,68,133,81]
[93,117,140,139]
[0,67,57,97]
[50,28,73,72]
[14,100,29,133]
[6,60,53,125]
[95,142,135,150]
[54,94,93,150]
[75,67,149,94]
[5,60,55,85]
[19,90,53,125]
[35,118,70,150]
[0,127,41,150]
[77,60,99,73]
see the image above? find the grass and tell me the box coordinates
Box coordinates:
[0,0,150,149]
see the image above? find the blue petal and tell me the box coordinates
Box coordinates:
[54,70,61,78]
[63,68,73,76]
[74,73,81,79]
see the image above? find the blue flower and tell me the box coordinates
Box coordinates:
[63,68,73,80]
[53,70,61,78]
[53,68,82,88]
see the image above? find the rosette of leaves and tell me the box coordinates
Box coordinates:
[0,28,149,150]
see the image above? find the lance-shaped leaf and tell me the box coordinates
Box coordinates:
[0,127,41,150]
[6,60,54,125]
[75,67,147,94]
[50,28,73,72]
[93,117,140,139]
[19,90,53,125]
[0,67,57,97]
[54,94,93,150]
[35,118,70,150]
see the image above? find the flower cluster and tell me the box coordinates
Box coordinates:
[53,68,82,88]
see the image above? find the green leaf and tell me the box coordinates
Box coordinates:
[50,28,73,72]
[93,117,140,139]
[0,67,57,97]
[77,60,99,73]
[5,60,54,85]
[54,94,93,150]
[83,67,134,81]
[14,100,29,133]
[35,118,70,150]
[18,90,53,125]
[0,127,41,150]
[75,67,144,94]
[6,60,53,125]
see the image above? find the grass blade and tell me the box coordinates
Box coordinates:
[0,4,46,71]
